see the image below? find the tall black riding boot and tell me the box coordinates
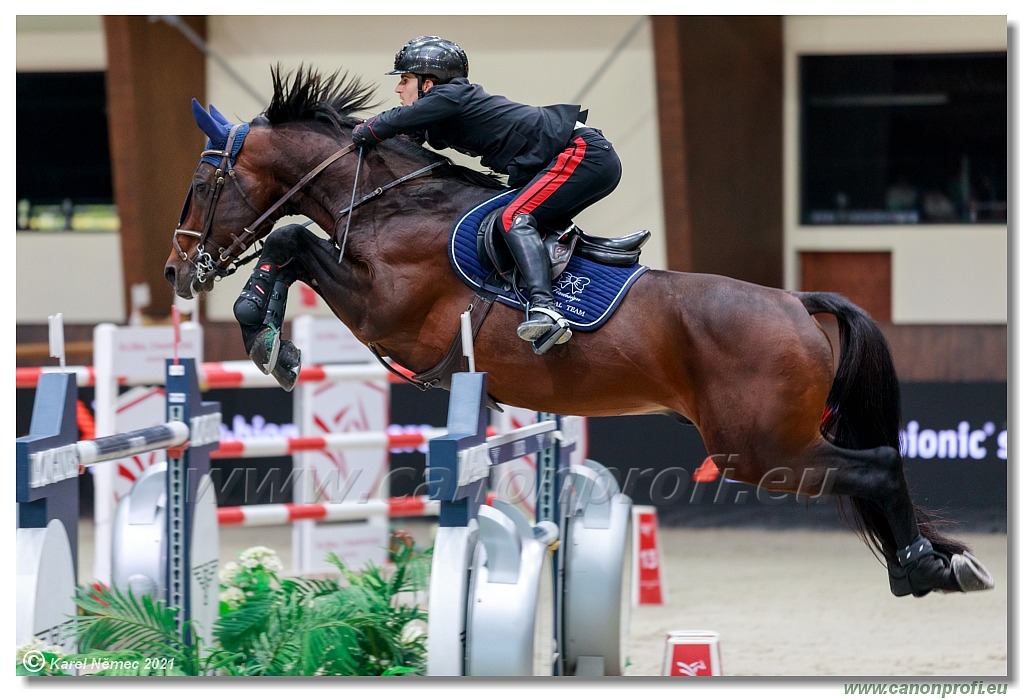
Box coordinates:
[502,213,571,345]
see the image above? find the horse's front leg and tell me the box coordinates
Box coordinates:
[233,225,307,391]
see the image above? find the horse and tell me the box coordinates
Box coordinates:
[164,65,994,598]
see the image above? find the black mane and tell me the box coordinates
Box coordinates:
[259,64,503,190]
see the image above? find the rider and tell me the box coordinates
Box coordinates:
[352,35,623,347]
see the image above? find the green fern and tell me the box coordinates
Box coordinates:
[33,540,430,676]
[61,585,200,675]
[214,541,429,676]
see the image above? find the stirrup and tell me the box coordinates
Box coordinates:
[516,305,564,340]
[532,321,572,355]
[517,306,571,354]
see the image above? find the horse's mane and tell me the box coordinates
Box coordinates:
[259,64,504,190]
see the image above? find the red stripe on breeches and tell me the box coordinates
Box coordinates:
[501,136,588,230]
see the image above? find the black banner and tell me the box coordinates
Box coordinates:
[16,381,1006,529]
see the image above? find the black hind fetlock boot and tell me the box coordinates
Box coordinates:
[502,213,572,347]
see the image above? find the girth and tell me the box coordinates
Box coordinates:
[368,288,504,411]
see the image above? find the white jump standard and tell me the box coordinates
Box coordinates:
[16,360,217,650]
[111,358,222,645]
[425,371,631,676]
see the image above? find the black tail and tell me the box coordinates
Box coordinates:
[796,291,966,564]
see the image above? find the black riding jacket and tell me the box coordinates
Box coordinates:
[357,77,584,186]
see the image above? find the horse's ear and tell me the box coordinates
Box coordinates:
[191,97,229,146]
[209,104,231,126]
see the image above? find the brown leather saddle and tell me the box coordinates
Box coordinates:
[476,208,651,286]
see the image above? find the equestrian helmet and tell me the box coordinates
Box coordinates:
[388,35,469,82]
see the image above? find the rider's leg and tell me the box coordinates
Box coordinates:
[499,127,622,345]
[501,213,571,344]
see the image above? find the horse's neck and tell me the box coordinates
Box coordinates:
[311,153,485,368]
[335,151,475,255]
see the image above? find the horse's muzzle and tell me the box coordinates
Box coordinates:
[165,262,213,299]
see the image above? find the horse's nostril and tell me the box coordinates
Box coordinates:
[164,265,176,286]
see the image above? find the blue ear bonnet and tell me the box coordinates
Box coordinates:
[192,98,250,167]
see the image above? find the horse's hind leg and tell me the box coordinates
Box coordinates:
[233,227,305,391]
[806,441,995,597]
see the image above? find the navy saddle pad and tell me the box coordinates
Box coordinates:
[448,189,648,332]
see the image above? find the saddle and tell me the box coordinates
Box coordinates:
[477,208,651,286]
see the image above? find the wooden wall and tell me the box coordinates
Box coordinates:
[652,15,784,288]
[103,15,207,323]
[647,15,1004,382]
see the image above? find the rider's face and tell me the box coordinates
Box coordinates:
[395,73,434,106]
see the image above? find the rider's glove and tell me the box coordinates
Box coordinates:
[352,122,378,147]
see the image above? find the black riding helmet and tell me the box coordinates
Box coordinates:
[388,35,469,90]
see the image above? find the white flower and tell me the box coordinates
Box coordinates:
[238,546,283,572]
[219,561,241,584]
[400,623,425,644]
[16,638,42,662]
[16,637,63,663]
[220,586,246,608]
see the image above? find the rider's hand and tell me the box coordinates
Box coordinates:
[352,122,377,147]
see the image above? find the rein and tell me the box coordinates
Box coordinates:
[333,156,448,262]
[234,142,359,262]
[336,159,447,218]
[174,132,445,284]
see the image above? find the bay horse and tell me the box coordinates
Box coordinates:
[165,66,994,598]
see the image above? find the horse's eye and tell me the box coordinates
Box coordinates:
[195,182,209,195]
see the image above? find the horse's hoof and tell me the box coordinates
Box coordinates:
[249,326,281,375]
[952,550,995,592]
[271,340,301,392]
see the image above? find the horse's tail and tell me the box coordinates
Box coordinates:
[795,291,967,565]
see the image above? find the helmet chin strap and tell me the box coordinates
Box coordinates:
[416,75,428,99]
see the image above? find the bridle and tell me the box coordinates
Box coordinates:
[172,123,446,287]
[172,122,358,286]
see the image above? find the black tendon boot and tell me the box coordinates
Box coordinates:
[233,262,302,389]
[502,214,571,350]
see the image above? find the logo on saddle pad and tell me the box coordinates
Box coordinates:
[556,272,590,296]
